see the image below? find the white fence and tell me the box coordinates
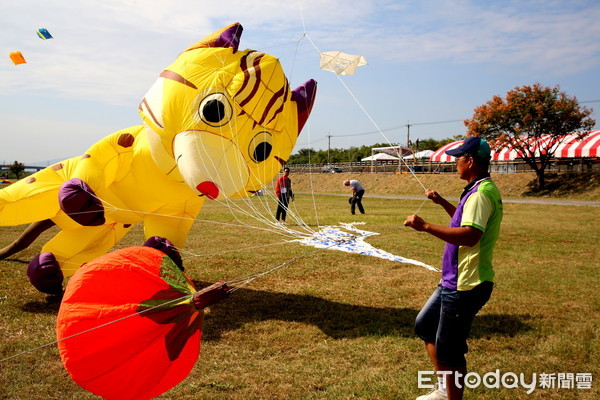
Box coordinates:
[288,158,600,174]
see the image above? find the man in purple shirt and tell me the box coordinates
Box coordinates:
[404,137,503,400]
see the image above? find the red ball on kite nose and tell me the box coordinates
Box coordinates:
[196,181,219,200]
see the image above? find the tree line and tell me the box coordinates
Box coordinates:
[1,84,595,191]
[1,161,25,180]
[287,137,463,165]
[290,83,595,191]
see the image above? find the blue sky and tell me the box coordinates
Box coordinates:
[1,0,599,164]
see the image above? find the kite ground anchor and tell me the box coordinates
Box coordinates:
[193,281,230,310]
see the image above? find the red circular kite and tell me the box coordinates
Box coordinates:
[56,245,228,400]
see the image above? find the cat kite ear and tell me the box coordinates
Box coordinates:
[183,23,243,54]
[292,79,317,135]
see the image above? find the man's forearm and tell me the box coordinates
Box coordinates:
[422,223,482,247]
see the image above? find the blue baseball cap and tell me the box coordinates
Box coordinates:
[445,137,491,160]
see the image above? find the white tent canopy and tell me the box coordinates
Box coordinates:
[370,145,411,157]
[361,153,400,161]
[403,150,434,159]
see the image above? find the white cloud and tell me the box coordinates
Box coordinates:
[0,112,117,163]
[1,0,598,160]
[350,0,600,76]
[4,0,598,105]
[1,0,341,104]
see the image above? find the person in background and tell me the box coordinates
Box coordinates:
[274,167,293,224]
[343,179,365,215]
[404,137,503,400]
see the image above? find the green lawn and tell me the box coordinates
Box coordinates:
[0,194,599,399]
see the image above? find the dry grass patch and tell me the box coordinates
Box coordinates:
[291,171,600,200]
[0,194,599,399]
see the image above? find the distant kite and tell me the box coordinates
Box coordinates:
[37,28,53,40]
[319,51,367,75]
[9,51,26,65]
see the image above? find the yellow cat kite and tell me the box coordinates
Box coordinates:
[0,23,317,294]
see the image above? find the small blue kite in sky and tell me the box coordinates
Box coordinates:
[36,28,53,40]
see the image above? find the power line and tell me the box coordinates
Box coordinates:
[323,97,600,139]
[300,97,599,145]
[329,118,465,138]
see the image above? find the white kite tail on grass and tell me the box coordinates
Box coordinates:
[294,222,439,272]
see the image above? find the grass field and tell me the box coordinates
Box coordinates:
[290,171,600,200]
[0,185,599,399]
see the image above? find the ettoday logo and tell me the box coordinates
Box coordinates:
[418,370,593,394]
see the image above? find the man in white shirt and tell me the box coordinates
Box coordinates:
[343,179,365,215]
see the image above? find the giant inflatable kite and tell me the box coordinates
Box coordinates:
[0,23,317,294]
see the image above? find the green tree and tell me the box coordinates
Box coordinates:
[288,148,317,164]
[287,139,465,166]
[9,161,25,180]
[465,83,595,190]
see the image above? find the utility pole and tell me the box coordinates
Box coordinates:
[327,134,332,164]
[405,122,412,175]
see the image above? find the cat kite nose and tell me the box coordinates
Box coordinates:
[196,181,219,200]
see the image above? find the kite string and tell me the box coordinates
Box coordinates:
[1,228,359,364]
[0,293,194,363]
[62,188,431,277]
[179,240,289,259]
[3,24,435,365]
[300,34,428,195]
[413,198,428,215]
[295,0,429,199]
[1,233,352,363]
[3,186,434,362]
[179,46,316,238]
[54,28,433,271]
[297,0,308,35]
[294,5,430,208]
[87,191,312,240]
[226,234,355,291]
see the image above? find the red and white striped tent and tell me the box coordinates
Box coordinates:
[430,130,600,162]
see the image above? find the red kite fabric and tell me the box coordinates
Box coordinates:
[56,246,202,400]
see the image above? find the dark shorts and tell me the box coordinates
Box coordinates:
[414,281,493,367]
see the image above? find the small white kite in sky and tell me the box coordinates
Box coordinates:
[319,51,367,75]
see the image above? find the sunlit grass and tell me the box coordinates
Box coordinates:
[0,193,599,399]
